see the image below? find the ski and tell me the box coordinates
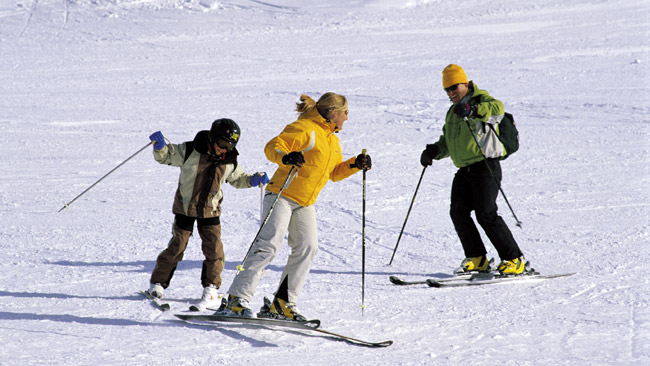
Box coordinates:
[139,290,171,311]
[389,257,494,285]
[309,327,393,348]
[174,313,392,348]
[389,273,472,286]
[426,271,576,288]
[175,313,320,329]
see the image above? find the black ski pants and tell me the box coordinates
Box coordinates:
[450,158,522,261]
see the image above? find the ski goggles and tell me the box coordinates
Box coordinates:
[444,83,461,93]
[216,138,236,152]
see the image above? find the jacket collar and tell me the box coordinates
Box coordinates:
[301,108,338,134]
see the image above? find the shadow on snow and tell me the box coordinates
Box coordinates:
[0,311,279,347]
[45,260,449,279]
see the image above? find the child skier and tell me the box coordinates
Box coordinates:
[146,118,269,311]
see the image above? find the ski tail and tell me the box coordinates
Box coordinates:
[139,290,171,311]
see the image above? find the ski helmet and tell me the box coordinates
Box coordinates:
[209,118,240,151]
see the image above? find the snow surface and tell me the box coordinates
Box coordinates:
[1,0,649,364]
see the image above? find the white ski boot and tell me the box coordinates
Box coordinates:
[149,283,164,299]
[190,284,220,311]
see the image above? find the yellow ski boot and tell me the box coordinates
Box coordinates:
[456,256,491,274]
[497,257,526,275]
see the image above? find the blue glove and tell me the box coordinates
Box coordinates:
[149,131,165,150]
[250,172,270,187]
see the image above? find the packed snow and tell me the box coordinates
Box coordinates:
[1,0,649,364]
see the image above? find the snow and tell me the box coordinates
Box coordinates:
[1,0,649,364]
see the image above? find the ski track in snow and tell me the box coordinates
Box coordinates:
[18,0,38,37]
[1,0,649,365]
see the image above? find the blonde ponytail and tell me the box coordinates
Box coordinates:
[295,92,348,119]
[295,94,317,114]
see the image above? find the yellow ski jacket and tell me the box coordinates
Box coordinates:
[264,108,359,206]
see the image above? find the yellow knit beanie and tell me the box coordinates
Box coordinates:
[442,64,468,89]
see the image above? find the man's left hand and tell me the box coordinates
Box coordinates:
[454,103,477,118]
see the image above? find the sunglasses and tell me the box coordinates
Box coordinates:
[444,84,461,93]
[216,138,236,152]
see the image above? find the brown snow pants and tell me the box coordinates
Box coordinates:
[150,214,224,289]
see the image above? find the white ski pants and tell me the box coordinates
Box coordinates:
[228,192,318,304]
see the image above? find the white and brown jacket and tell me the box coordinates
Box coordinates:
[153,130,253,218]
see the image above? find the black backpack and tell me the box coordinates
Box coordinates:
[489,112,519,160]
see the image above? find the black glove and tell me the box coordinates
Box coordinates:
[453,103,478,118]
[282,151,305,167]
[354,154,372,170]
[420,144,438,167]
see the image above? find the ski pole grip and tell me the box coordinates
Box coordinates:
[362,148,367,156]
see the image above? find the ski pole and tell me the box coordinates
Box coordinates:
[388,165,427,265]
[361,148,367,316]
[463,117,522,228]
[236,165,298,273]
[260,183,264,222]
[58,141,153,212]
[236,131,316,273]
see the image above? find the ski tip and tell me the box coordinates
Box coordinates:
[388,276,401,285]
[375,340,394,347]
[301,319,321,328]
[425,279,442,288]
[161,304,171,311]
